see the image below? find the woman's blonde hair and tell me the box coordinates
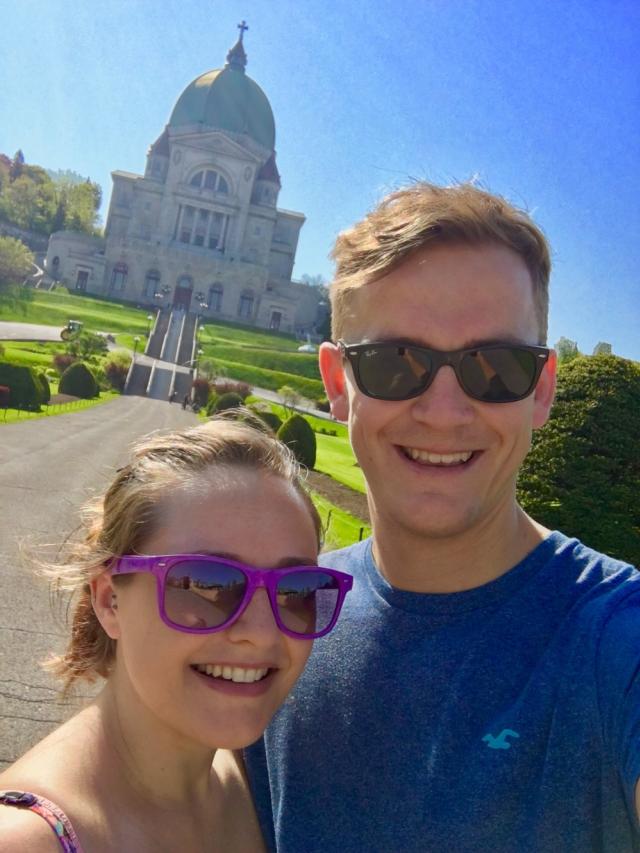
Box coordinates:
[45,416,321,692]
[330,181,552,343]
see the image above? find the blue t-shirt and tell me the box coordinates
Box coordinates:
[245,532,640,852]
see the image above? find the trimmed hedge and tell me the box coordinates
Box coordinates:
[205,343,321,380]
[518,354,640,565]
[277,414,317,470]
[213,358,324,399]
[0,361,44,409]
[250,409,283,433]
[212,392,245,413]
[37,372,51,404]
[59,361,99,398]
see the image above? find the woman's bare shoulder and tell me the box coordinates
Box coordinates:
[0,804,62,852]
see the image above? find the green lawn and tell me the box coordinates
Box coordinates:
[0,341,60,370]
[310,491,370,552]
[0,289,150,335]
[199,320,300,351]
[315,433,366,493]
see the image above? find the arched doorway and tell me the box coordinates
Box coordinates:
[173,275,193,309]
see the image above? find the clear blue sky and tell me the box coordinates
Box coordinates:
[1,0,638,359]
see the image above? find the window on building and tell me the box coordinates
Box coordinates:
[238,292,254,319]
[110,263,128,291]
[144,270,160,298]
[269,311,282,331]
[209,212,226,250]
[75,270,89,292]
[180,206,195,243]
[194,209,209,246]
[189,169,229,194]
[208,284,223,312]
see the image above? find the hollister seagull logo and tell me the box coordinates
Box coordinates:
[482,729,520,750]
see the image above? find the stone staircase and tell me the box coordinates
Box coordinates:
[124,309,199,401]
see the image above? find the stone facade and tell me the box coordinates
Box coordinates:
[44,30,321,335]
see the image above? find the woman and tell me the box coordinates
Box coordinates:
[0,419,352,851]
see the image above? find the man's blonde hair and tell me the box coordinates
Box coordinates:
[44,417,321,693]
[330,181,551,343]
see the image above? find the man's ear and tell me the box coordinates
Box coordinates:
[532,349,557,430]
[90,572,121,640]
[319,342,349,422]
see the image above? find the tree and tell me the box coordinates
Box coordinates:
[9,150,24,180]
[555,336,580,364]
[0,236,34,292]
[517,354,640,565]
[278,384,301,414]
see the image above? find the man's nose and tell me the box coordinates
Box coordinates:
[410,364,475,426]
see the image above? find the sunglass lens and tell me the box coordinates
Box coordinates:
[460,347,538,402]
[165,559,246,630]
[358,344,432,400]
[275,571,340,636]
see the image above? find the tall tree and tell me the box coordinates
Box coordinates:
[0,236,34,292]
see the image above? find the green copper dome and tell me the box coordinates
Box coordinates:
[169,53,275,150]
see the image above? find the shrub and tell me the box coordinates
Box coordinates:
[67,330,108,359]
[518,354,640,565]
[191,377,211,408]
[0,361,43,409]
[209,358,324,399]
[59,361,99,398]
[212,392,244,413]
[277,414,317,469]
[211,378,252,399]
[53,352,76,375]
[205,392,219,416]
[104,360,129,392]
[315,397,331,413]
[251,409,283,433]
[37,371,51,404]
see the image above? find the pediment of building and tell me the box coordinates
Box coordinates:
[173,131,262,164]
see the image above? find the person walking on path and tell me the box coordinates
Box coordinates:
[245,182,640,852]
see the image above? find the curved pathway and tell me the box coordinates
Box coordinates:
[0,396,196,770]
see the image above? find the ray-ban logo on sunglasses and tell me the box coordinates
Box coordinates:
[339,340,550,404]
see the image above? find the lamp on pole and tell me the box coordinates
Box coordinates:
[146,314,154,337]
[133,335,140,361]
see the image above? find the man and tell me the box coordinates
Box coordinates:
[245,183,640,852]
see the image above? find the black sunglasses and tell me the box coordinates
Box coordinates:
[338,340,551,403]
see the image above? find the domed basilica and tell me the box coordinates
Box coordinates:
[45,24,321,334]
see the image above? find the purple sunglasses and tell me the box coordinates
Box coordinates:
[110,554,353,640]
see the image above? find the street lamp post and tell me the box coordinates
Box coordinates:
[133,335,140,361]
[146,313,154,337]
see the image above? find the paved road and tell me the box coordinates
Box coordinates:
[0,396,196,770]
[0,321,64,342]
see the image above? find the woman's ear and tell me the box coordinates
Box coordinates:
[90,572,121,640]
[319,342,349,422]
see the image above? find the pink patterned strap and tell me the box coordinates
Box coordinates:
[0,790,84,852]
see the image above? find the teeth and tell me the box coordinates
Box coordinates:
[406,449,473,466]
[194,663,269,683]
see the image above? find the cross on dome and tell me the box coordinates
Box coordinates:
[237,20,249,41]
